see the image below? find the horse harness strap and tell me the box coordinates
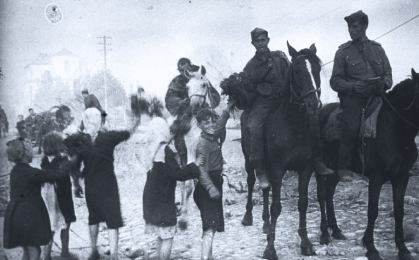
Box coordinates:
[378,87,419,131]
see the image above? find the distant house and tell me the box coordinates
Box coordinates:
[24,48,81,106]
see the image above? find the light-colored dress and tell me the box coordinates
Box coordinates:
[41,180,66,232]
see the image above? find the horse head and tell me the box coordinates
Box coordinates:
[287,42,322,115]
[185,65,210,109]
[220,72,255,111]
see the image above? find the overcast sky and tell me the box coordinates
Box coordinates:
[1,0,419,115]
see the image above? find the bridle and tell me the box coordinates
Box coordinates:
[289,55,322,111]
[188,82,215,110]
[379,81,419,130]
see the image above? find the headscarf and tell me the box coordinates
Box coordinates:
[143,117,173,169]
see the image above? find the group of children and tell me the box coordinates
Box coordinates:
[3,101,234,260]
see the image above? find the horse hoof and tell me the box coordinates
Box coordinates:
[241,213,253,226]
[366,252,383,260]
[178,220,188,230]
[301,245,316,256]
[320,234,332,245]
[262,221,271,234]
[262,248,278,260]
[398,251,414,260]
[332,231,347,240]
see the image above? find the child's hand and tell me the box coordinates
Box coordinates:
[208,186,221,199]
[194,156,204,166]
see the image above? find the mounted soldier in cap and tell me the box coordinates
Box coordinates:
[165,58,221,165]
[244,28,333,189]
[80,89,106,131]
[330,10,392,182]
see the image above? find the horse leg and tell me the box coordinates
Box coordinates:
[391,173,414,260]
[242,158,255,226]
[262,166,284,260]
[298,167,316,256]
[325,174,346,240]
[362,177,383,260]
[315,173,331,245]
[262,186,271,234]
[178,180,194,230]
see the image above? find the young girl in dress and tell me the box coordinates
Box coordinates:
[3,138,69,260]
[40,131,78,260]
[142,117,201,260]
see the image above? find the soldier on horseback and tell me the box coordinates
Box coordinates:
[330,11,392,182]
[80,89,106,131]
[244,28,333,189]
[165,58,220,165]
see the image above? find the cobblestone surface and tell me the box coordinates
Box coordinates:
[1,129,419,260]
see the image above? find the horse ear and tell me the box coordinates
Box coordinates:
[411,68,419,82]
[287,41,298,58]
[201,66,206,76]
[309,43,317,54]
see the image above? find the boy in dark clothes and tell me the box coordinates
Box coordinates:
[142,117,202,260]
[193,102,234,260]
[16,115,27,138]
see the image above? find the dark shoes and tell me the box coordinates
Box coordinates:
[337,168,354,182]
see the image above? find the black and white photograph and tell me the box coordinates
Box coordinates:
[1,0,419,259]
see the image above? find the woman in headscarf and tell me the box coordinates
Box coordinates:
[66,108,140,260]
[142,117,201,260]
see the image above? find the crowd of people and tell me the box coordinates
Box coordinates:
[2,10,395,260]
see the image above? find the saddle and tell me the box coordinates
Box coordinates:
[323,96,383,142]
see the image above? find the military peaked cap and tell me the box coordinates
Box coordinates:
[344,10,368,26]
[251,28,268,41]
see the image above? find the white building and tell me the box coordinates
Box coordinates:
[24,48,81,106]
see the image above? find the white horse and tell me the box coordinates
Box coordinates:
[175,65,220,229]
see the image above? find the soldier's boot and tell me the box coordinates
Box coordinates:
[314,140,334,175]
[252,159,271,189]
[338,144,355,182]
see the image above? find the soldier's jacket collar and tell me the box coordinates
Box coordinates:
[339,38,381,51]
[200,131,217,141]
[255,48,271,62]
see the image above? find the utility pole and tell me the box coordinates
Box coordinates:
[98,36,112,112]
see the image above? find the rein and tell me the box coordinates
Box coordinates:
[289,55,322,109]
[378,83,419,130]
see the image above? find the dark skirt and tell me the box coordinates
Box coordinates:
[85,173,123,229]
[3,197,52,248]
[193,170,224,232]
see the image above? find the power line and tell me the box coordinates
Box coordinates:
[98,36,112,112]
[322,13,419,67]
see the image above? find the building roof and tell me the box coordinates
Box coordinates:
[25,48,78,69]
[54,48,78,57]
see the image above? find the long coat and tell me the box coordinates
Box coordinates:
[143,146,199,227]
[75,130,130,228]
[3,163,67,248]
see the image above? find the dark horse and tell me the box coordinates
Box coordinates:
[316,68,419,260]
[221,42,323,259]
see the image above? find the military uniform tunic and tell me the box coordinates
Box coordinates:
[330,39,392,147]
[243,49,290,161]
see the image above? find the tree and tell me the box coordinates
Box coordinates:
[34,71,74,111]
[79,69,126,110]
